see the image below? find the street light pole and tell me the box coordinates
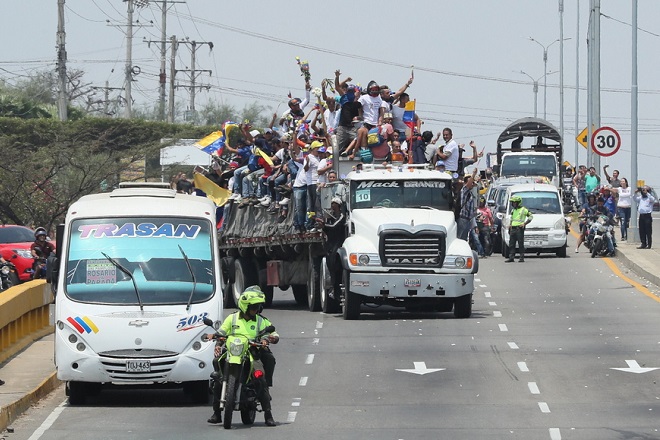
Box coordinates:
[519,70,558,119]
[528,36,571,120]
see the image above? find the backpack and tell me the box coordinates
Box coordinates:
[366,127,384,147]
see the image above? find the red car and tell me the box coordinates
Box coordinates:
[0,225,54,282]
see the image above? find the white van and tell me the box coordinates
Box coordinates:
[500,183,567,258]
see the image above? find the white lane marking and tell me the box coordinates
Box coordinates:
[316,321,323,329]
[484,291,492,297]
[539,402,551,413]
[493,311,502,318]
[287,411,297,422]
[489,301,497,306]
[518,362,529,372]
[291,398,301,407]
[479,284,487,288]
[508,342,519,349]
[305,354,315,364]
[498,324,508,332]
[528,382,540,394]
[299,377,308,386]
[549,428,562,439]
[475,278,481,282]
[28,401,66,440]
[312,338,320,345]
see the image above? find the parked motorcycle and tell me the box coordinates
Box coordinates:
[590,214,616,258]
[203,317,274,430]
[1,261,19,291]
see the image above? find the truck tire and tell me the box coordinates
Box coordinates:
[263,285,274,308]
[453,294,473,319]
[320,257,340,313]
[221,259,235,308]
[291,285,308,306]
[233,258,257,306]
[308,256,321,312]
[556,245,567,258]
[67,381,88,405]
[341,269,361,320]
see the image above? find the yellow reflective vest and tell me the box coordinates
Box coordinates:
[511,206,533,227]
[219,311,278,340]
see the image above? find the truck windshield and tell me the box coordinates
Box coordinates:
[350,180,452,210]
[501,155,556,178]
[64,217,215,305]
[512,191,562,214]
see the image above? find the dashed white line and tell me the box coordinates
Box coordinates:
[316,321,323,329]
[508,342,519,349]
[493,311,502,318]
[291,398,302,407]
[484,291,492,297]
[479,284,487,288]
[489,301,497,306]
[498,324,508,332]
[312,338,320,345]
[305,354,315,364]
[517,362,529,372]
[299,377,308,386]
[528,382,540,394]
[287,411,297,422]
[549,428,561,439]
[538,402,551,413]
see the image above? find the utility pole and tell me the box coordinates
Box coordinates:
[575,0,580,168]
[559,0,565,153]
[91,82,124,117]
[56,0,68,121]
[168,35,177,123]
[125,0,134,119]
[587,0,601,170]
[631,0,639,241]
[176,40,213,123]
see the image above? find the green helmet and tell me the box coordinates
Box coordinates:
[510,195,522,203]
[238,285,266,314]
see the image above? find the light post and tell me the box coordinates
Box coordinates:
[528,36,571,119]
[519,70,557,118]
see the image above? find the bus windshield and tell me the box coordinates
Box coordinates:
[65,217,215,305]
[350,179,453,211]
[501,155,556,178]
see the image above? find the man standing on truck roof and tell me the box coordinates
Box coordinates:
[436,128,459,177]
[506,195,533,263]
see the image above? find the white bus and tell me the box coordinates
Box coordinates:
[51,182,223,404]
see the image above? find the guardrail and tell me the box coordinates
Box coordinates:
[0,280,54,365]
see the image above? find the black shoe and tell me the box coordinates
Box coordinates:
[518,259,525,262]
[264,411,276,427]
[637,245,647,249]
[207,412,222,424]
[505,259,514,263]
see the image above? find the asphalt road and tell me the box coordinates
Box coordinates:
[8,235,660,440]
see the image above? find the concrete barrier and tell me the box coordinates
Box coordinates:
[0,280,54,365]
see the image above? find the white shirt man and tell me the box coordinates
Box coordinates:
[437,128,459,173]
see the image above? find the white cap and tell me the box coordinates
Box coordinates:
[249,129,260,138]
[331,197,343,206]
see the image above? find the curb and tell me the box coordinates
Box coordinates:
[615,248,660,288]
[0,372,61,432]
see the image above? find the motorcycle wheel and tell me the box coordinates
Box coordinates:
[223,368,238,429]
[591,240,601,258]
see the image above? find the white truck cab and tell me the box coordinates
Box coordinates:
[501,183,568,258]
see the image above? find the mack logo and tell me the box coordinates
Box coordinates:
[128,320,150,328]
[356,181,400,189]
[387,257,438,265]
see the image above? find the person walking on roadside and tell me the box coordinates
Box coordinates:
[633,185,656,249]
[611,178,632,241]
[506,195,533,262]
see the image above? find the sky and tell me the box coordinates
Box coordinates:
[3,0,660,187]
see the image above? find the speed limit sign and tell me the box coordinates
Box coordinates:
[591,126,621,157]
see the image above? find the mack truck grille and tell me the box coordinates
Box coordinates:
[99,349,178,382]
[380,232,446,268]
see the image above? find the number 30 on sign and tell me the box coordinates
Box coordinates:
[591,126,621,157]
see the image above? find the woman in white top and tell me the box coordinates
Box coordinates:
[612,177,632,241]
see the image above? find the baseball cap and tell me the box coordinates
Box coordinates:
[310,140,324,149]
[435,160,445,167]
[249,129,260,138]
[318,146,327,153]
[264,127,273,134]
[331,197,343,206]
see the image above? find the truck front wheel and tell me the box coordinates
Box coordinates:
[453,294,473,319]
[341,270,361,320]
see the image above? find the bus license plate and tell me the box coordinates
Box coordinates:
[404,278,421,287]
[126,360,151,372]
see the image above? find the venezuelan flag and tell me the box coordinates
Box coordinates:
[402,99,416,131]
[193,173,231,206]
[195,131,223,151]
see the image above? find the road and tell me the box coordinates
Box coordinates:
[9,237,660,440]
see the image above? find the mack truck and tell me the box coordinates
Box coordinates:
[219,163,477,320]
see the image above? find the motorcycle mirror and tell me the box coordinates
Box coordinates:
[202,317,214,327]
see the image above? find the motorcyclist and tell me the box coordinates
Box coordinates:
[207,286,279,427]
[30,227,54,279]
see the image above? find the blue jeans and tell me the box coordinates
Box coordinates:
[293,187,307,229]
[470,228,485,256]
[457,218,471,241]
[618,207,631,239]
[232,165,248,194]
[306,184,318,229]
[578,189,587,209]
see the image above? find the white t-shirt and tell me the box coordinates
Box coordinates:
[305,153,320,185]
[358,94,384,125]
[617,186,632,208]
[317,158,329,184]
[293,153,307,188]
[324,109,339,132]
[442,139,459,172]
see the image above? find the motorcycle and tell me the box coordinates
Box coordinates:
[0,261,19,291]
[562,178,578,213]
[589,214,616,258]
[203,317,274,430]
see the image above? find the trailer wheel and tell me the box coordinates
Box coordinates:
[291,285,308,306]
[307,256,321,312]
[232,258,257,306]
[320,257,340,313]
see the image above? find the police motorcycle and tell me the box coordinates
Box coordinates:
[203,317,275,429]
[589,214,616,258]
[562,177,578,213]
[0,260,19,291]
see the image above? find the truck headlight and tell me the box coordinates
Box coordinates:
[358,254,370,265]
[349,253,381,266]
[454,257,466,268]
[554,218,566,230]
